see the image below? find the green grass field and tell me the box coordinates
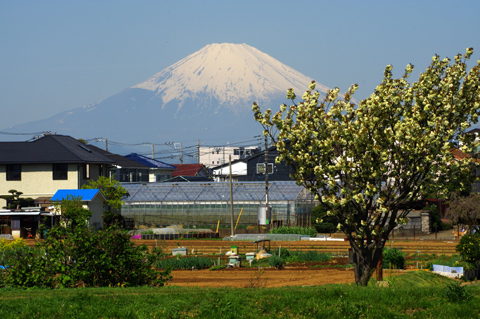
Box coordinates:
[0,271,479,318]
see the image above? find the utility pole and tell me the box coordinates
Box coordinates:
[143,142,155,159]
[197,140,200,164]
[265,134,270,230]
[229,155,234,237]
[180,142,184,164]
[105,138,108,152]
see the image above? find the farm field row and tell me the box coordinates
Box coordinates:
[23,237,458,256]
[132,238,458,256]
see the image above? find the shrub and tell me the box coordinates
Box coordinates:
[269,226,317,237]
[0,238,28,286]
[268,255,284,269]
[383,248,405,269]
[456,233,480,266]
[2,225,171,288]
[156,256,214,270]
[314,222,335,234]
[427,204,452,231]
[312,206,338,233]
[443,282,472,302]
[0,238,25,255]
[276,247,291,258]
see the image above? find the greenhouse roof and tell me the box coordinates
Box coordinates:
[122,181,308,202]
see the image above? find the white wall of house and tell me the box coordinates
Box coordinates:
[52,196,105,230]
[88,196,106,230]
[149,168,174,182]
[200,146,259,168]
[212,162,247,182]
[0,163,107,208]
[0,164,79,207]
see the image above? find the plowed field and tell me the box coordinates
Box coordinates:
[170,260,354,288]
[24,238,455,287]
[136,239,455,288]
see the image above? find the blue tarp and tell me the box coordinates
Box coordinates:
[51,189,104,202]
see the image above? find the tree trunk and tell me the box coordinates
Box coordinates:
[350,239,385,286]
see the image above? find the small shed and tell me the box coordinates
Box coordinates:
[51,189,106,230]
[0,208,55,239]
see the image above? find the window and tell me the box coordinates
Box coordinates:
[156,174,170,182]
[83,164,90,179]
[53,163,68,180]
[256,163,274,174]
[6,164,21,181]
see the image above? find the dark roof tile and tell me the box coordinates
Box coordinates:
[0,135,115,164]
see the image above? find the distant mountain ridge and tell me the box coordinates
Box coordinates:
[2,43,331,149]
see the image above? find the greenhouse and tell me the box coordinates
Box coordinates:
[121,181,316,229]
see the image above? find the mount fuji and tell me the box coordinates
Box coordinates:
[3,43,331,149]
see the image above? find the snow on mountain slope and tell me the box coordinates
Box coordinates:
[1,43,334,146]
[133,43,329,109]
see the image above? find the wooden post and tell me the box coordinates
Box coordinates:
[229,155,234,237]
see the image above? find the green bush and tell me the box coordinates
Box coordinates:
[1,225,171,289]
[314,222,335,234]
[426,204,452,231]
[312,205,338,234]
[443,282,472,302]
[269,226,317,237]
[268,255,284,269]
[276,247,291,258]
[383,248,405,269]
[156,256,214,270]
[456,233,480,266]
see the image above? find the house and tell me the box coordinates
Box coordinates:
[51,188,106,230]
[0,207,55,239]
[86,145,160,183]
[169,164,212,182]
[211,159,247,182]
[0,134,114,209]
[212,146,292,182]
[124,153,177,182]
[200,146,260,168]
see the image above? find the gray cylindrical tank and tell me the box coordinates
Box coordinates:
[257,206,271,225]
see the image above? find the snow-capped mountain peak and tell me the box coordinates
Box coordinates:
[133,43,328,107]
[2,43,334,148]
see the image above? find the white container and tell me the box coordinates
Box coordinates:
[172,247,187,256]
[246,253,256,261]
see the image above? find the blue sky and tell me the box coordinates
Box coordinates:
[1,0,480,137]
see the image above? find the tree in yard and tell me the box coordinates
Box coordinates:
[54,195,92,230]
[0,189,34,209]
[446,192,480,233]
[82,176,129,226]
[253,48,480,285]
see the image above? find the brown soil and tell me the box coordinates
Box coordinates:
[169,259,355,288]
